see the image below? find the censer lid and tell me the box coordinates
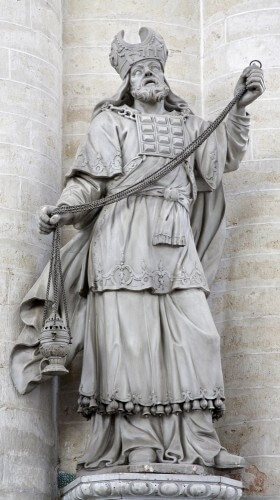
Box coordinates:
[42,310,68,332]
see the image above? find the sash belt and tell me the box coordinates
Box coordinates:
[108,184,191,247]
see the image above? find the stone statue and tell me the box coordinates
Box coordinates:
[10,28,265,473]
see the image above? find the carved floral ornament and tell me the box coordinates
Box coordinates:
[62,476,242,499]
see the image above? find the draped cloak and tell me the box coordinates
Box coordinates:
[10,105,250,411]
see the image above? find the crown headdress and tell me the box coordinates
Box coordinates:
[109,27,168,80]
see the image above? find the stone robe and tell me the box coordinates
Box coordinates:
[10,104,249,468]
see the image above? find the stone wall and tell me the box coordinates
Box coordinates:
[203,1,280,498]
[59,0,202,474]
[0,1,62,498]
[3,1,279,498]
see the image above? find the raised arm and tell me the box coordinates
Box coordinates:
[225,63,265,172]
[194,64,265,190]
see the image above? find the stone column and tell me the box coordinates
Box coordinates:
[60,0,202,474]
[0,1,62,498]
[203,1,280,497]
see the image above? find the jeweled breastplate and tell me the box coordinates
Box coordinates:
[136,114,187,158]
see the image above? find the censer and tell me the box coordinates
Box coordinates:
[39,226,71,376]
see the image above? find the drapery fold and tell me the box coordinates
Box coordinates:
[79,411,223,470]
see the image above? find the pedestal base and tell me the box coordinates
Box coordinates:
[60,473,243,499]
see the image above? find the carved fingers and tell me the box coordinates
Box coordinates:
[245,65,265,94]
[235,65,265,108]
[39,205,74,234]
[39,205,60,234]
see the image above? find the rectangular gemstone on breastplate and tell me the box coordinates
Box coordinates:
[158,135,170,144]
[170,117,181,126]
[174,148,183,155]
[157,125,169,134]
[142,124,154,132]
[173,138,184,147]
[155,116,168,124]
[143,143,156,153]
[159,145,171,154]
[143,134,155,142]
[172,127,183,136]
[140,115,153,123]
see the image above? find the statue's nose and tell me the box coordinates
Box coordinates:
[144,69,153,77]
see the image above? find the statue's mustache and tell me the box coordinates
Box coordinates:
[136,78,163,90]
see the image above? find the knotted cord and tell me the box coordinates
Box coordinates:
[44,83,249,336]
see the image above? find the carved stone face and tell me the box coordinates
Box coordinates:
[129,58,169,103]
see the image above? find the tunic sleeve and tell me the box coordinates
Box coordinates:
[56,173,105,229]
[66,110,122,180]
[193,109,250,191]
[56,110,122,229]
[224,109,250,173]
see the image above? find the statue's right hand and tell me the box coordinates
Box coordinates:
[39,205,73,234]
[39,205,60,234]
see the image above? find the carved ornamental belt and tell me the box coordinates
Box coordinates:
[109,183,191,247]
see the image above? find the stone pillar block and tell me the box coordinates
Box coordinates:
[60,473,243,499]
[203,0,280,497]
[0,0,63,498]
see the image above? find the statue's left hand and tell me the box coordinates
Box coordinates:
[234,65,265,109]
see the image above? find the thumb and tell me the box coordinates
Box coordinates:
[49,214,61,225]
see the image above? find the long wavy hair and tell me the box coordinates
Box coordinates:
[92,74,193,119]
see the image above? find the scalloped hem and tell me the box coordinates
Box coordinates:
[77,395,225,421]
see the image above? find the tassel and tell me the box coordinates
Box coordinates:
[214,398,223,409]
[133,404,141,414]
[165,405,172,415]
[183,401,191,412]
[110,400,119,411]
[150,406,157,416]
[200,398,208,410]
[107,401,119,414]
[125,402,134,413]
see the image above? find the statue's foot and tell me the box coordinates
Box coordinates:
[214,450,246,469]
[129,447,157,465]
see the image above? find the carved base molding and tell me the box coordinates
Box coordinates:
[60,473,243,499]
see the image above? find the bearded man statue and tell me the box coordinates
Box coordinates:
[10,27,265,472]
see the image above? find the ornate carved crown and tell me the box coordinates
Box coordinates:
[109,27,168,79]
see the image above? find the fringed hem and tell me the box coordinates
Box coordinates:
[77,396,225,421]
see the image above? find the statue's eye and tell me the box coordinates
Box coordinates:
[133,69,142,76]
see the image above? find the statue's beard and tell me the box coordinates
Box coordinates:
[131,82,170,103]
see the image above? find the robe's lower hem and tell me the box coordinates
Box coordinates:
[77,410,224,470]
[77,395,225,421]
